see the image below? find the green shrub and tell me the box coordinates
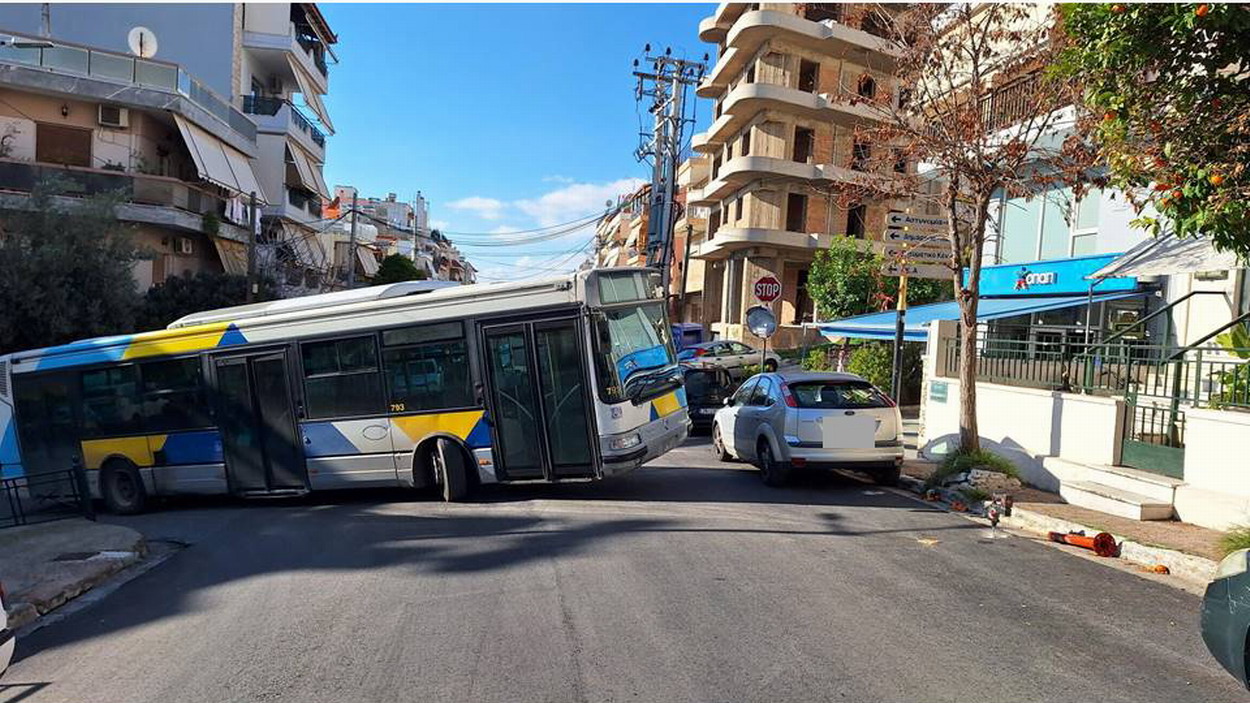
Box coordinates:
[1219,526,1250,557]
[959,487,991,503]
[741,363,762,377]
[925,447,1019,488]
[847,343,893,390]
[803,347,831,371]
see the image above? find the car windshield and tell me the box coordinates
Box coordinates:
[594,302,675,401]
[787,380,891,409]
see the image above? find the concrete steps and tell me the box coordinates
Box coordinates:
[1059,480,1175,521]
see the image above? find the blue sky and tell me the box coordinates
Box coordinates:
[320,3,714,281]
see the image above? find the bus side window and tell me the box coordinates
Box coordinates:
[381,322,473,413]
[300,336,384,419]
[80,366,142,437]
[140,358,211,432]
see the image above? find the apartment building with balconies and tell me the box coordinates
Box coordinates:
[692,2,907,347]
[0,2,338,293]
[0,30,266,289]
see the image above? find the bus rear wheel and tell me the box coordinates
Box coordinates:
[101,460,148,515]
[427,438,469,502]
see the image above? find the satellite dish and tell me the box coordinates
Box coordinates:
[127,26,158,58]
[746,306,777,339]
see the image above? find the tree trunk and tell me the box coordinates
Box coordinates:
[949,185,994,453]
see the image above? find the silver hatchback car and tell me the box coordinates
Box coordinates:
[711,371,904,486]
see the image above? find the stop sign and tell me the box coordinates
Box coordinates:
[753,275,782,303]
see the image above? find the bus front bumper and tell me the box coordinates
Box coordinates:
[600,411,689,477]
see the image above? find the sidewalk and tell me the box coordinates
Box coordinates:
[1,519,146,629]
[899,458,1223,585]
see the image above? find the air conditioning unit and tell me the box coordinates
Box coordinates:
[98,105,129,129]
[268,75,283,94]
[176,237,195,255]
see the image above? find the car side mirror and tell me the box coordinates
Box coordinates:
[723,397,732,406]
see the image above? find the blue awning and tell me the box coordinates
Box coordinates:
[814,292,1146,342]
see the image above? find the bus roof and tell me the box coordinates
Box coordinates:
[167,280,460,328]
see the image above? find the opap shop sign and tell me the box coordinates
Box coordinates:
[969,253,1138,297]
[753,275,782,303]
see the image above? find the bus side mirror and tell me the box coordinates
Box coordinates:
[723,397,732,407]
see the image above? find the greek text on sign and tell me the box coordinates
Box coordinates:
[880,246,950,264]
[886,211,949,234]
[882,261,948,280]
[753,275,782,303]
[882,228,952,251]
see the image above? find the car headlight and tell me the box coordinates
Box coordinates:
[609,433,642,451]
[1214,549,1250,581]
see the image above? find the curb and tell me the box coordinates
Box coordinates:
[897,474,1218,586]
[4,535,147,630]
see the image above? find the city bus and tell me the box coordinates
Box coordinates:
[0,268,688,512]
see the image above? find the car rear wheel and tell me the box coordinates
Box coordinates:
[758,441,790,487]
[875,464,901,486]
[712,424,732,462]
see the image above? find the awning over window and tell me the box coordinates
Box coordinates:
[173,115,268,204]
[814,292,1148,342]
[286,142,330,201]
[212,237,249,275]
[1090,235,1244,279]
[357,247,380,276]
[286,55,335,134]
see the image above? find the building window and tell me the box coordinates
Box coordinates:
[740,129,751,156]
[712,155,722,179]
[36,123,91,168]
[786,193,808,232]
[734,196,743,222]
[726,258,745,323]
[794,269,813,324]
[799,59,820,93]
[847,204,867,238]
[715,100,723,119]
[893,148,908,174]
[301,336,383,418]
[793,126,815,163]
[746,62,756,84]
[857,74,877,100]
[709,208,721,238]
[852,140,871,170]
[898,88,912,109]
[803,3,843,22]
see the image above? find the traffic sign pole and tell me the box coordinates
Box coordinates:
[891,272,908,401]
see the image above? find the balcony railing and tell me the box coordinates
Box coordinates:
[294,30,329,78]
[0,158,241,224]
[242,96,326,149]
[287,187,323,218]
[0,31,256,142]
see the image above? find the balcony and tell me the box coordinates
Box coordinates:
[694,227,831,260]
[698,10,902,100]
[243,22,330,94]
[0,158,251,242]
[242,96,326,157]
[280,187,323,223]
[0,32,256,146]
[688,156,906,206]
[698,3,754,42]
[692,82,885,155]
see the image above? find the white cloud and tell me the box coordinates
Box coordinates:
[446,196,506,220]
[516,178,646,227]
[429,219,451,230]
[542,175,575,184]
[489,225,521,235]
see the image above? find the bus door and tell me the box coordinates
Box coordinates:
[481,316,598,481]
[212,350,308,495]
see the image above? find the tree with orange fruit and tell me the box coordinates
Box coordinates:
[1060,3,1249,255]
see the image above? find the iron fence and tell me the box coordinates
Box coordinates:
[1125,402,1186,447]
[1,466,94,529]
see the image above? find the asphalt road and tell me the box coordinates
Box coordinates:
[2,437,1244,703]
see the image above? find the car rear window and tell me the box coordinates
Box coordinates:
[683,368,730,399]
[786,380,890,409]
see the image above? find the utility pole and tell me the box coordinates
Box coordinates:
[40,3,51,38]
[677,223,693,321]
[245,191,257,303]
[346,192,358,288]
[633,45,706,293]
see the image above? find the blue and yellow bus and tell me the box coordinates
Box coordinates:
[0,268,688,512]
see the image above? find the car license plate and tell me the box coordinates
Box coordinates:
[822,416,875,449]
[699,408,717,415]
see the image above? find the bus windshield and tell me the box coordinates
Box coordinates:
[594,302,676,403]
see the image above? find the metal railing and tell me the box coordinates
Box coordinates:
[1,466,94,529]
[242,97,326,148]
[295,31,329,77]
[287,187,323,217]
[0,158,230,219]
[0,30,256,141]
[941,332,1250,410]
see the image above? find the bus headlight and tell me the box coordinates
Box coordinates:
[609,433,642,451]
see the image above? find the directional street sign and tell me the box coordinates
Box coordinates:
[882,261,949,280]
[877,245,950,264]
[886,211,949,234]
[882,227,952,249]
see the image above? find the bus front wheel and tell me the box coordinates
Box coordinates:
[101,460,148,515]
[427,439,469,502]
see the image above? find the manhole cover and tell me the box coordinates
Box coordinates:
[51,551,98,562]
